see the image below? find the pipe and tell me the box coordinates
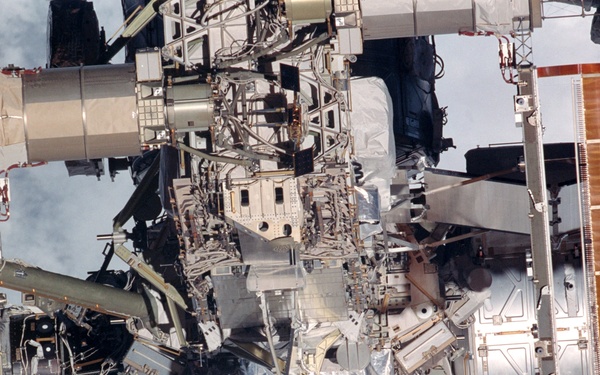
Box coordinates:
[259,293,282,375]
[0,259,151,320]
[98,0,167,64]
[423,167,518,197]
[178,143,252,166]
[420,229,489,249]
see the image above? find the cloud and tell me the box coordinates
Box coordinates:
[0,0,47,66]
[0,161,135,304]
[0,0,126,67]
[3,163,134,277]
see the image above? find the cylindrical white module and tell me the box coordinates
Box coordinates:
[21,64,141,162]
[360,0,541,40]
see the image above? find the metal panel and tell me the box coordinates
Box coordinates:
[423,170,531,234]
[337,28,363,55]
[361,0,414,39]
[135,48,163,82]
[236,226,295,265]
[123,341,184,375]
[470,256,592,374]
[476,257,535,328]
[247,264,306,291]
[415,0,473,36]
[211,273,264,328]
[554,259,590,375]
[483,343,535,375]
[212,273,295,329]
[224,178,304,242]
[556,184,582,233]
[471,257,536,375]
[474,0,515,34]
[415,9,473,36]
[394,321,455,374]
[557,341,591,375]
[530,0,543,28]
[297,267,348,323]
[213,267,346,329]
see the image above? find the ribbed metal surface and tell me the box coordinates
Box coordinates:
[574,76,600,373]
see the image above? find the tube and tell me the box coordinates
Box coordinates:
[0,259,150,320]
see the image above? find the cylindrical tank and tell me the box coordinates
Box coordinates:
[22,64,141,162]
[166,83,214,131]
[360,0,542,40]
[284,0,333,24]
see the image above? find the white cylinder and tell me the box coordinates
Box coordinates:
[360,0,540,40]
[21,64,141,162]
